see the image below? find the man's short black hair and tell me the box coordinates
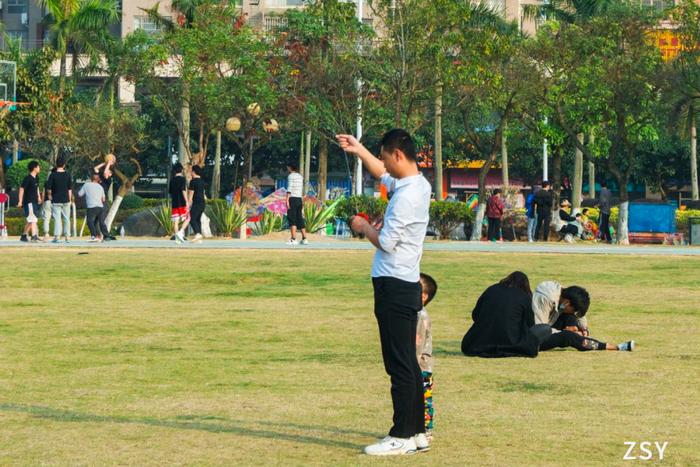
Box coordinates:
[287,163,299,172]
[493,188,502,195]
[420,273,438,305]
[28,161,39,172]
[192,165,203,176]
[56,156,66,168]
[380,128,417,162]
[561,286,590,317]
[542,181,551,188]
[172,162,183,174]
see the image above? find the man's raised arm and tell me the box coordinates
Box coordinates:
[336,134,386,180]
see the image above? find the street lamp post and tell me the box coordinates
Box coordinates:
[355,0,364,196]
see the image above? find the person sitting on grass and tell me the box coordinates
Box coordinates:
[555,199,579,243]
[531,281,635,352]
[461,271,540,358]
[416,273,437,450]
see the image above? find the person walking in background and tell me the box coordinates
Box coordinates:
[17,160,42,243]
[46,156,73,243]
[486,188,505,242]
[525,185,540,242]
[285,163,308,245]
[597,181,613,244]
[94,155,117,241]
[533,181,554,241]
[169,162,190,244]
[188,165,206,244]
[78,173,107,242]
[41,167,55,241]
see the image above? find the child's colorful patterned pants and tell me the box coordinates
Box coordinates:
[422,371,434,431]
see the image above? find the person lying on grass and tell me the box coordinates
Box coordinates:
[531,281,635,352]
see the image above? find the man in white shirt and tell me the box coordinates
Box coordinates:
[285,163,308,245]
[337,129,432,456]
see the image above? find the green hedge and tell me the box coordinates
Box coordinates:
[334,195,388,221]
[429,201,473,240]
[6,160,52,190]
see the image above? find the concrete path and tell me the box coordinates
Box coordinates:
[1,237,699,256]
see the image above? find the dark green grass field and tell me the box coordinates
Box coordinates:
[1,249,698,465]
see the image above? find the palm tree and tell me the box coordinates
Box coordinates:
[668,59,700,200]
[42,0,119,94]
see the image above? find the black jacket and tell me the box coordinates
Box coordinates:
[461,284,540,358]
[534,190,554,214]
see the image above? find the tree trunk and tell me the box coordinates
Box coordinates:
[299,131,305,180]
[471,151,497,241]
[12,135,18,165]
[105,184,132,231]
[59,53,67,96]
[572,133,583,210]
[501,130,509,188]
[434,82,444,200]
[552,147,562,208]
[471,203,486,241]
[691,114,698,200]
[211,130,222,199]
[178,86,191,165]
[318,137,328,202]
[616,175,630,245]
[304,131,311,194]
[588,131,596,199]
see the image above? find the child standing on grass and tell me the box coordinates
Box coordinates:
[417,273,437,449]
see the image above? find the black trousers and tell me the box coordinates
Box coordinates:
[87,207,108,238]
[287,197,305,229]
[372,276,425,439]
[531,323,606,352]
[99,203,111,237]
[487,217,501,241]
[559,224,578,237]
[599,212,612,242]
[534,212,552,241]
[190,204,205,235]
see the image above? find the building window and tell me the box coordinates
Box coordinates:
[641,0,671,9]
[7,0,28,14]
[6,30,28,44]
[266,0,304,7]
[134,16,169,34]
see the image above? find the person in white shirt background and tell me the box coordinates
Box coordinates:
[336,129,432,456]
[285,163,308,245]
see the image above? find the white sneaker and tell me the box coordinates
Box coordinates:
[175,231,185,244]
[414,433,431,452]
[190,234,203,244]
[286,238,298,246]
[300,238,309,245]
[364,436,417,456]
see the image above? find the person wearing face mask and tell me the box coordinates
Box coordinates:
[531,281,634,352]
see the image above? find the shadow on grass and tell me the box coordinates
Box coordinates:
[0,403,369,450]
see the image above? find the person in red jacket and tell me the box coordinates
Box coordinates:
[486,188,505,242]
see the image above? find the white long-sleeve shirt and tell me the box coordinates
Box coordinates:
[371,173,431,283]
